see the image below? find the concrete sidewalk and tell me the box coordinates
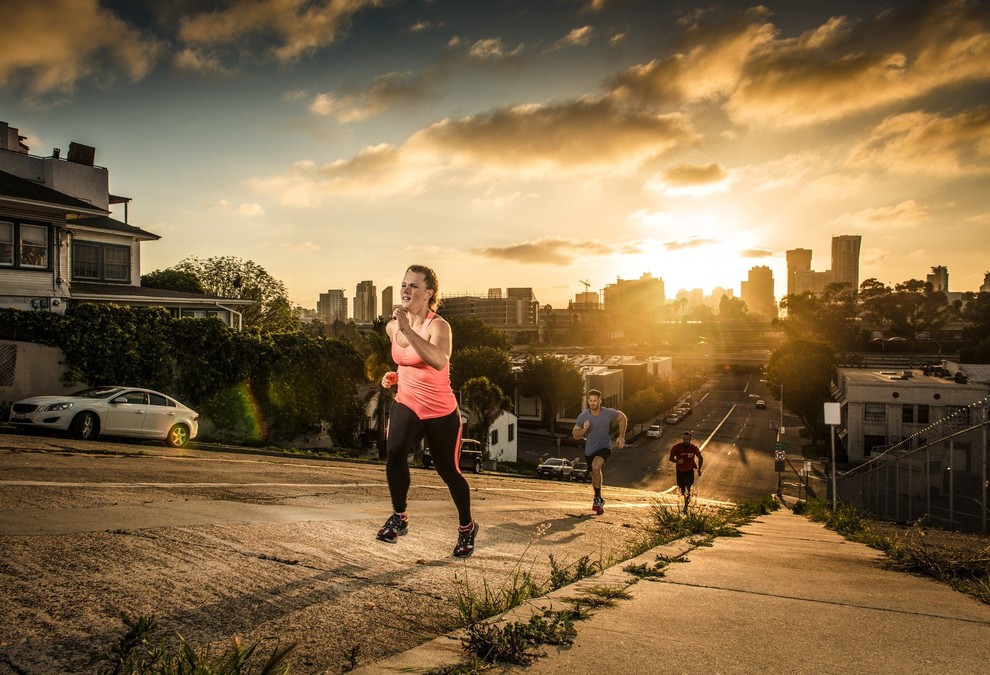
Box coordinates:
[354,508,990,674]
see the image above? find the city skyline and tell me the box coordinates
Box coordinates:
[3,1,989,308]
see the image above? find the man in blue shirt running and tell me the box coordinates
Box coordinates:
[572,389,628,514]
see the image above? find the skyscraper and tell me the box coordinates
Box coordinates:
[317,289,347,323]
[831,235,862,293]
[740,265,776,318]
[927,266,948,293]
[354,280,377,322]
[381,286,394,316]
[785,248,813,298]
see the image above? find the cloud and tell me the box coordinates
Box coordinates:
[649,162,731,195]
[0,0,159,102]
[413,98,695,174]
[174,48,230,75]
[830,200,931,230]
[607,1,990,128]
[252,97,695,205]
[741,248,774,258]
[549,26,595,51]
[848,106,990,175]
[471,236,614,265]
[178,0,383,62]
[468,38,524,61]
[212,199,266,217]
[664,238,719,251]
[309,70,440,123]
[278,241,321,251]
[724,0,990,127]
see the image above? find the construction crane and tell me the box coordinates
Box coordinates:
[579,279,590,294]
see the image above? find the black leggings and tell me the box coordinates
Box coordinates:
[386,402,472,526]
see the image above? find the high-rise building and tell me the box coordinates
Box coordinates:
[603,273,666,320]
[831,235,862,293]
[353,280,377,322]
[927,266,948,293]
[981,272,990,294]
[317,289,347,323]
[381,286,394,315]
[740,266,776,318]
[440,287,540,343]
[785,248,813,298]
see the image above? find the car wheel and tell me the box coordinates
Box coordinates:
[166,424,189,448]
[70,411,98,440]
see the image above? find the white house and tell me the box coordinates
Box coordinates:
[833,365,989,463]
[0,121,252,326]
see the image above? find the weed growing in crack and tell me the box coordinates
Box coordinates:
[462,611,576,665]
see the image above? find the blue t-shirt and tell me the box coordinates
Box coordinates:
[575,407,619,456]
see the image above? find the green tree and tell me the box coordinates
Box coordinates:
[779,283,859,351]
[445,316,511,353]
[624,387,661,432]
[450,346,514,395]
[517,355,583,434]
[174,256,299,332]
[718,295,748,319]
[765,339,836,447]
[140,268,206,294]
[461,377,512,460]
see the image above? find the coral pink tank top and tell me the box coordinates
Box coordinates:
[391,312,457,419]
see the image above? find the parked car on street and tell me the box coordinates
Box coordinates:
[422,438,484,473]
[8,386,199,447]
[646,424,663,438]
[755,399,767,409]
[536,457,573,480]
[570,459,591,482]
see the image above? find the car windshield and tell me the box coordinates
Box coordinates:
[69,386,126,399]
[544,459,562,466]
[572,462,587,469]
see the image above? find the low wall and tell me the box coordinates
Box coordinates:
[0,340,80,405]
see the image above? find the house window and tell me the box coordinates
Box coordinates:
[490,429,499,446]
[72,241,131,282]
[0,220,50,269]
[917,404,929,424]
[902,405,914,423]
[864,403,886,422]
[508,423,514,442]
[0,221,12,265]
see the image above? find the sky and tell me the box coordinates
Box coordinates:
[2,0,989,310]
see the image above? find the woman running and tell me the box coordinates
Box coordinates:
[377,264,478,558]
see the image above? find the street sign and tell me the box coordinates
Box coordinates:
[774,450,785,461]
[774,459,786,472]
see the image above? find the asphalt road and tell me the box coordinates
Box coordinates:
[0,431,674,674]
[521,372,787,503]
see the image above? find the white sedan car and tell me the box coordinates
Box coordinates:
[8,386,199,447]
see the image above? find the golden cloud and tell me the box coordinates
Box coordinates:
[0,0,158,100]
[725,1,990,127]
[848,106,990,175]
[664,238,718,251]
[178,0,382,62]
[413,98,695,172]
[471,236,613,265]
[309,70,439,122]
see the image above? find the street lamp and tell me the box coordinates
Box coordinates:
[761,379,784,440]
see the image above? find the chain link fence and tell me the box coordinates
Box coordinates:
[836,397,990,533]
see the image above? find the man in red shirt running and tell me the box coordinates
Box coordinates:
[669,431,703,513]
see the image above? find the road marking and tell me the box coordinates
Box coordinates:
[698,404,736,451]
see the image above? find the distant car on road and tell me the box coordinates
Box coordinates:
[665,412,682,424]
[646,424,663,438]
[569,459,591,482]
[422,438,484,473]
[536,457,573,480]
[8,386,199,447]
[755,399,767,409]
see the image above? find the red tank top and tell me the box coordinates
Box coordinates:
[391,312,457,419]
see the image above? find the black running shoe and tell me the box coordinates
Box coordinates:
[452,521,479,558]
[593,496,604,515]
[376,513,408,543]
